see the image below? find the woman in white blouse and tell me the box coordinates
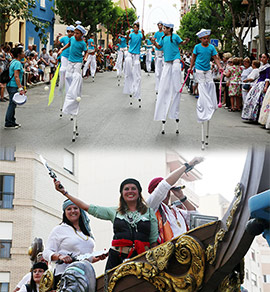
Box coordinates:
[43,199,105,289]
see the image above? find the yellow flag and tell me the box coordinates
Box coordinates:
[48,64,60,106]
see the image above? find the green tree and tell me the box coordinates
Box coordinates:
[0,0,49,45]
[55,0,114,34]
[106,6,136,44]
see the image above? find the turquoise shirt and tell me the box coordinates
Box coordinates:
[193,43,217,71]
[158,34,182,62]
[60,36,70,59]
[154,31,164,51]
[128,32,143,55]
[87,38,95,50]
[68,36,87,63]
[118,36,127,49]
[146,39,152,48]
[7,59,24,88]
[88,205,159,244]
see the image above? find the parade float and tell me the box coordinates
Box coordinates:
[38,147,269,292]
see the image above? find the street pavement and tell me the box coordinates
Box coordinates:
[0,71,269,152]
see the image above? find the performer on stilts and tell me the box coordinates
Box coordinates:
[83,33,96,82]
[57,24,88,141]
[188,29,223,150]
[123,23,145,108]
[114,30,127,85]
[154,21,164,95]
[151,23,189,134]
[55,25,75,117]
[145,37,153,76]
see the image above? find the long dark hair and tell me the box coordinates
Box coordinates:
[162,27,173,42]
[61,206,90,236]
[117,190,148,215]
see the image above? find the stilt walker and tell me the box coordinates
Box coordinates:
[151,23,189,134]
[154,21,164,95]
[114,31,127,86]
[123,23,145,108]
[188,29,223,150]
[145,38,153,75]
[55,25,75,117]
[83,33,96,82]
[57,24,88,142]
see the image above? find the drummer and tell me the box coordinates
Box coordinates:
[4,46,26,129]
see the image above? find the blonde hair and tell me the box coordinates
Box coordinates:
[243,57,251,64]
[233,57,240,65]
[223,52,232,60]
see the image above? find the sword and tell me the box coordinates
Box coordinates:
[39,155,63,189]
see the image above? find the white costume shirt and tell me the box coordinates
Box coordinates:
[43,223,95,276]
[246,68,260,84]
[16,272,31,289]
[146,180,197,239]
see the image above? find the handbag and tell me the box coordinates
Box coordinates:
[243,84,250,90]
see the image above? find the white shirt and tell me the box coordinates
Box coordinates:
[43,223,95,275]
[241,66,252,81]
[18,283,39,292]
[246,68,260,83]
[146,180,197,239]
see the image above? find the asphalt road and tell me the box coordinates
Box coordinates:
[0,71,269,152]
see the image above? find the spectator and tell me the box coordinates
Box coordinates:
[39,48,50,82]
[25,45,33,57]
[241,57,252,103]
[49,49,57,80]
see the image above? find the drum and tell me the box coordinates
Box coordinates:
[12,92,27,105]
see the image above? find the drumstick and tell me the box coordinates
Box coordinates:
[218,72,224,108]
[179,71,190,93]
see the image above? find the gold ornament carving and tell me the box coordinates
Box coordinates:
[206,183,242,265]
[146,241,174,271]
[107,235,205,292]
[39,269,54,292]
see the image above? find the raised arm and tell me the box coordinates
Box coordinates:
[57,42,71,56]
[54,180,90,211]
[151,38,162,50]
[166,157,203,186]
[213,54,223,72]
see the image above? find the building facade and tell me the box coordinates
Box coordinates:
[25,0,55,53]
[0,147,78,292]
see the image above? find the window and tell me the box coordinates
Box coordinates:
[251,272,257,286]
[40,0,45,8]
[263,274,270,283]
[0,272,10,292]
[250,248,256,261]
[63,150,74,175]
[0,222,12,258]
[0,175,14,209]
[0,147,15,161]
[245,269,249,280]
[0,241,11,258]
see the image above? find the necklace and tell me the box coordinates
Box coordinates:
[74,229,89,241]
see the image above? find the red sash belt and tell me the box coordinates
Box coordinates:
[112,239,150,258]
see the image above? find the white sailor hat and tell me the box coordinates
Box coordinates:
[75,25,86,36]
[66,25,75,32]
[163,23,174,28]
[196,29,211,38]
[75,20,82,25]
[157,20,163,25]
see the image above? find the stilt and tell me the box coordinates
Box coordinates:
[176,119,179,134]
[72,116,78,142]
[138,99,141,108]
[60,108,63,118]
[130,95,132,106]
[201,122,205,150]
[148,73,150,76]
[92,76,94,82]
[117,76,120,86]
[161,121,166,134]
[205,120,210,146]
[70,115,73,121]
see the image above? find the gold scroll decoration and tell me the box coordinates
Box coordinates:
[107,235,205,292]
[39,269,54,292]
[206,183,243,265]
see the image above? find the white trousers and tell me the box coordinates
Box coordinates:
[62,62,82,116]
[146,49,152,72]
[155,50,164,92]
[59,56,69,95]
[115,49,125,76]
[154,59,181,121]
[196,70,217,122]
[123,53,141,99]
[83,54,96,77]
